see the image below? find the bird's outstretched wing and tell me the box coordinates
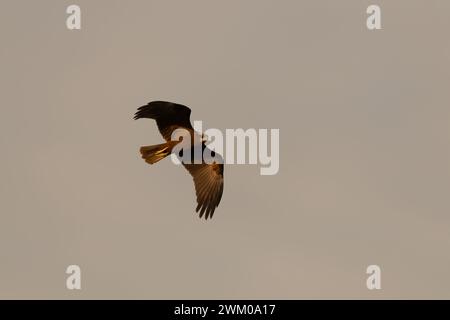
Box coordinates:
[183,159,224,220]
[134,101,193,141]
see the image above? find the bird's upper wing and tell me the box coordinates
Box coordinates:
[183,160,224,220]
[134,101,194,141]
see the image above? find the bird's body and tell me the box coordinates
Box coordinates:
[134,101,224,219]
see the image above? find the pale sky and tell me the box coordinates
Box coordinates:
[0,0,449,298]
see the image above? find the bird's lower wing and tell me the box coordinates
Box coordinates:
[183,162,224,219]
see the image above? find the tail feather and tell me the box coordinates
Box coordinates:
[140,142,176,165]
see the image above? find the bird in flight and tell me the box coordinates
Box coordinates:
[134,101,224,219]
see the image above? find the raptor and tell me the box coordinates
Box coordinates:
[134,101,224,219]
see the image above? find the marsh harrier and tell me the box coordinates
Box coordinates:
[134,101,224,219]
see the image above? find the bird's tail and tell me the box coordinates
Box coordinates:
[140,141,178,165]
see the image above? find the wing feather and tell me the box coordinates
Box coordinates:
[183,160,224,220]
[134,101,193,141]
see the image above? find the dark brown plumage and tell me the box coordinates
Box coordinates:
[134,101,224,219]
